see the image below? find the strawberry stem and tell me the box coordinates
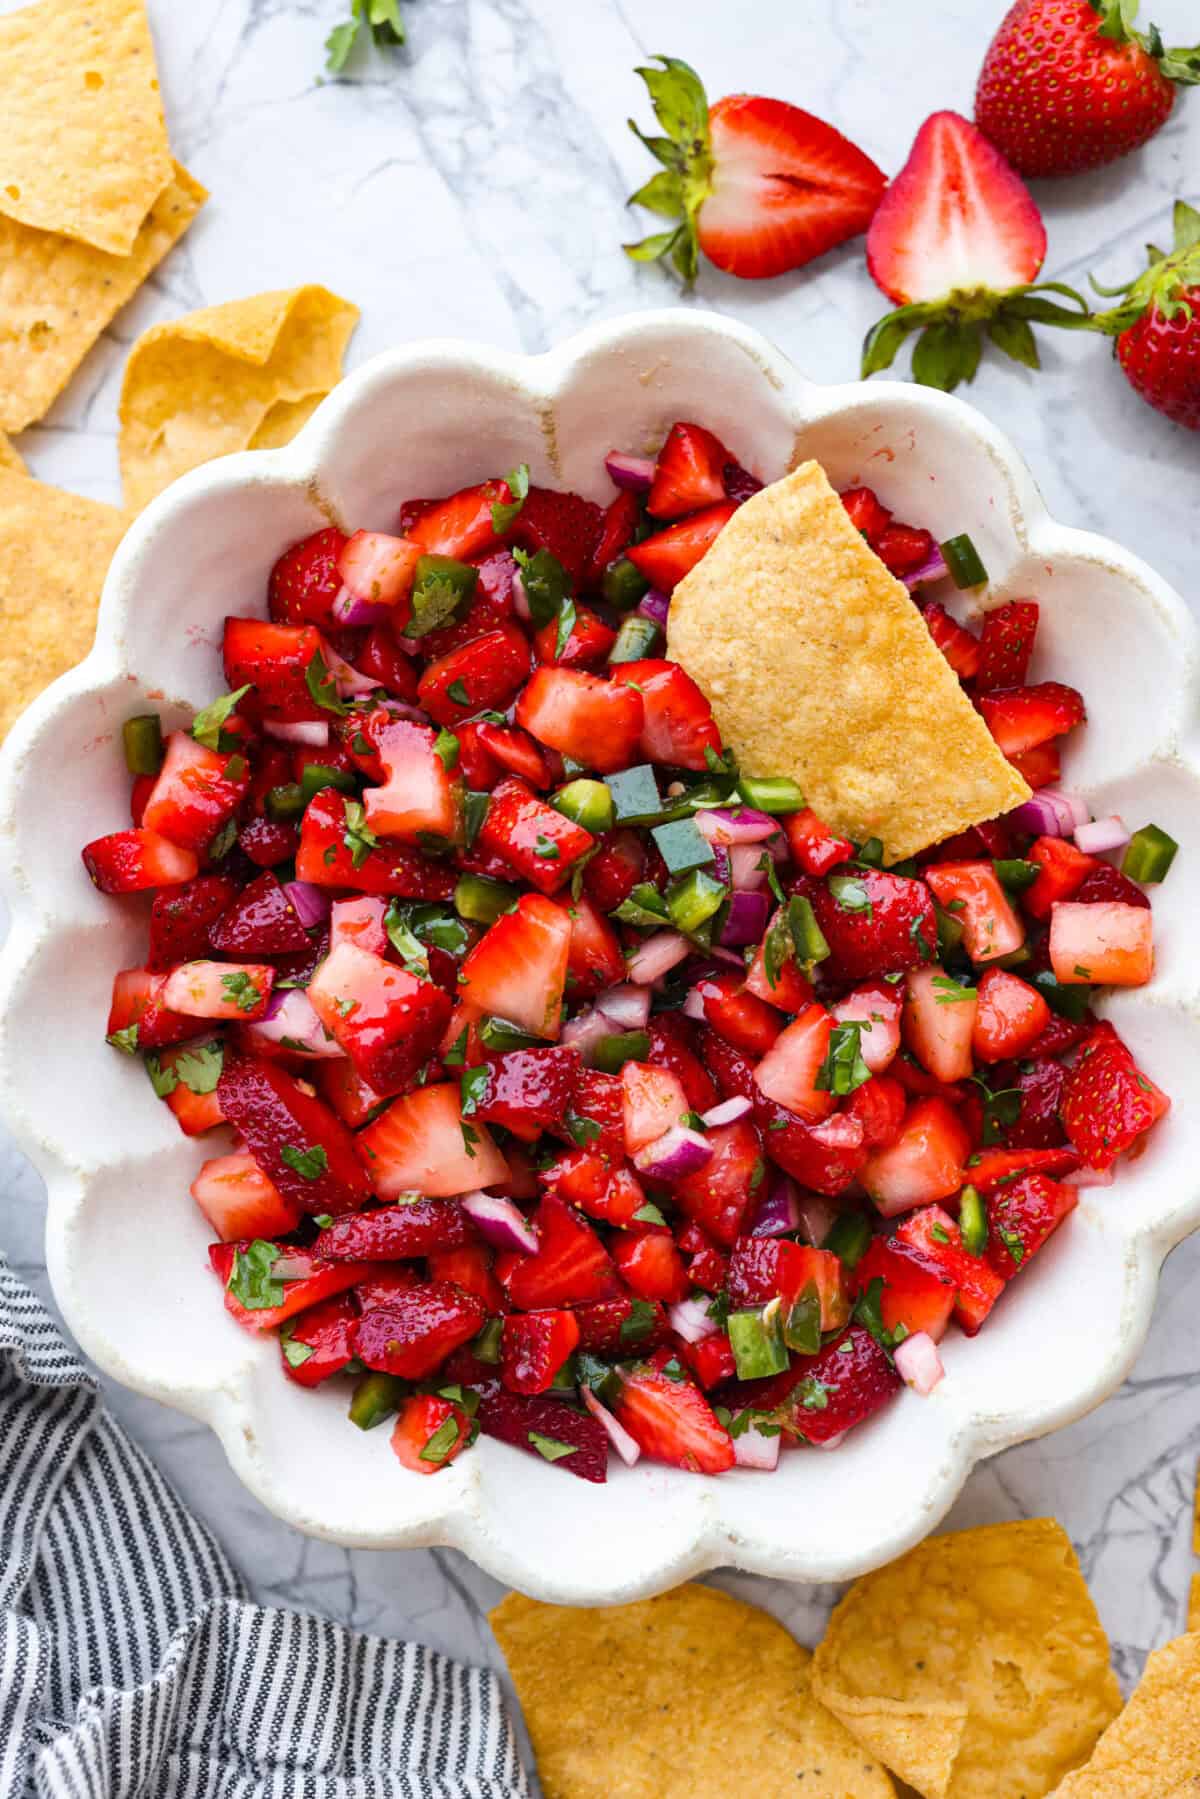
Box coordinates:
[624,56,714,286]
[862,282,1093,391]
[1086,200,1200,334]
[1086,0,1200,83]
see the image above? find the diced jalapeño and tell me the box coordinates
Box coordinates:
[727,1305,789,1381]
[265,782,305,822]
[825,1211,872,1269]
[470,1318,503,1364]
[1122,823,1178,884]
[606,763,664,826]
[651,816,715,876]
[736,774,805,815]
[348,1371,406,1431]
[608,614,661,664]
[552,778,614,834]
[940,532,989,588]
[592,1029,651,1074]
[299,762,356,805]
[602,555,650,612]
[479,1015,543,1052]
[783,1283,822,1355]
[454,872,519,925]
[666,868,727,936]
[122,713,163,776]
[959,1184,988,1257]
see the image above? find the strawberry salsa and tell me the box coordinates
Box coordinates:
[83,420,1177,1482]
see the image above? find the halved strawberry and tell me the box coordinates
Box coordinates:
[209,1240,370,1335]
[476,776,595,895]
[609,658,721,770]
[860,1095,970,1217]
[803,868,938,979]
[417,624,531,728]
[975,600,1039,691]
[363,718,458,841]
[209,871,310,957]
[902,965,978,1083]
[476,1388,608,1481]
[427,1243,508,1315]
[458,892,571,1038]
[625,502,737,592]
[1049,901,1154,987]
[977,682,1087,756]
[1059,1021,1169,1169]
[851,1238,955,1342]
[985,1173,1078,1280]
[622,1060,691,1153]
[472,1045,581,1141]
[782,807,855,877]
[295,789,456,899]
[218,1052,372,1215]
[141,731,249,853]
[391,1393,473,1473]
[475,720,553,789]
[924,861,1025,963]
[357,1081,510,1198]
[753,1002,837,1122]
[894,1204,1005,1334]
[647,422,731,518]
[191,1150,300,1240]
[1023,835,1097,920]
[314,1196,473,1259]
[515,666,643,774]
[163,959,274,1021]
[496,1194,618,1308]
[353,1282,486,1379]
[614,1364,734,1474]
[83,829,198,894]
[694,971,782,1058]
[972,966,1051,1062]
[338,531,422,613]
[222,618,325,721]
[407,479,508,561]
[269,527,348,626]
[280,1293,358,1388]
[106,967,197,1052]
[147,874,238,968]
[500,1309,581,1394]
[506,486,604,589]
[308,942,452,1092]
[922,603,982,680]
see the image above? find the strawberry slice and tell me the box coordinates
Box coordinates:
[582,490,641,592]
[621,1060,691,1152]
[407,478,508,561]
[966,1145,1080,1191]
[644,1012,718,1112]
[1049,900,1154,987]
[391,1393,473,1474]
[1059,1021,1169,1169]
[515,666,644,774]
[851,1239,955,1342]
[733,1324,901,1445]
[625,502,737,592]
[217,1052,372,1215]
[682,1332,737,1389]
[314,1196,472,1259]
[476,1389,608,1481]
[695,970,782,1058]
[1023,835,1097,920]
[428,1243,508,1315]
[458,892,571,1038]
[500,1309,581,1393]
[190,1151,300,1240]
[295,789,456,899]
[141,731,249,853]
[417,623,531,728]
[971,966,1051,1062]
[505,486,604,588]
[269,527,349,627]
[647,422,731,518]
[553,892,625,997]
[1009,742,1060,789]
[475,775,595,894]
[83,829,198,894]
[329,896,388,956]
[612,1229,690,1304]
[563,1067,625,1161]
[752,1094,867,1195]
[975,600,1039,691]
[802,868,937,979]
[316,1056,388,1128]
[782,807,855,878]
[471,1045,581,1141]
[614,1365,734,1474]
[985,1173,1078,1281]
[753,1002,837,1121]
[727,1236,847,1327]
[162,959,274,1021]
[860,1095,971,1217]
[147,873,238,968]
[496,1194,617,1308]
[572,1295,669,1356]
[845,1073,907,1149]
[922,602,982,680]
[209,1241,370,1335]
[671,1119,762,1245]
[924,861,1025,963]
[830,980,903,1073]
[209,871,311,957]
[902,965,978,1083]
[532,604,616,670]
[307,941,452,1092]
[609,658,722,770]
[222,618,325,721]
[280,1293,358,1388]
[106,967,197,1052]
[357,1081,510,1198]
[894,1204,1005,1334]
[583,828,645,911]
[976,682,1087,756]
[353,1282,486,1379]
[363,718,458,842]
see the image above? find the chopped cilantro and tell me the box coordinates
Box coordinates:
[221,971,262,1014]
[932,974,975,1005]
[280,1143,329,1181]
[305,648,349,716]
[342,799,379,869]
[829,874,872,917]
[527,1430,578,1463]
[459,1064,490,1117]
[281,1327,315,1369]
[446,678,471,707]
[443,1026,469,1069]
[461,1121,481,1159]
[173,1042,224,1094]
[325,0,405,75]
[433,728,460,770]
[533,834,560,860]
[227,1239,285,1311]
[420,1412,463,1464]
[566,1111,602,1147]
[554,595,577,660]
[491,462,530,534]
[631,1201,667,1226]
[512,546,571,630]
[191,684,251,749]
[797,1375,829,1411]
[145,1053,177,1097]
[996,1223,1026,1266]
[207,817,238,862]
[814,1021,871,1097]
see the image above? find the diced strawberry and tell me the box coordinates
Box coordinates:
[582,490,641,592]
[191,1150,300,1240]
[515,666,644,774]
[218,1052,372,1215]
[695,971,782,1058]
[923,602,982,680]
[472,1045,581,1141]
[498,1308,581,1393]
[612,1230,690,1304]
[830,980,903,1073]
[783,807,855,877]
[614,1366,734,1474]
[1024,836,1097,921]
[222,618,325,721]
[315,1197,473,1264]
[851,1238,956,1342]
[727,1236,847,1327]
[550,893,625,999]
[895,1204,1005,1334]
[622,1060,690,1153]
[496,1194,618,1308]
[966,1145,1080,1190]
[744,929,815,1012]
[407,479,508,560]
[803,869,938,979]
[295,789,456,899]
[475,720,553,789]
[1009,742,1060,789]
[455,722,502,789]
[1026,1012,1092,1058]
[363,718,458,841]
[458,893,571,1039]
[83,829,198,894]
[861,1095,970,1217]
[353,1281,486,1379]
[238,816,299,867]
[542,1147,619,1216]
[573,1295,669,1356]
[129,772,155,826]
[162,959,273,1021]
[506,486,604,589]
[476,1388,608,1481]
[875,522,936,578]
[672,1119,761,1246]
[924,861,1025,963]
[625,501,738,592]
[268,527,349,627]
[329,896,388,956]
[845,1073,907,1148]
[1049,901,1153,987]
[391,1393,473,1474]
[743,1326,900,1446]
[1001,1056,1070,1149]
[1059,1021,1169,1169]
[209,1240,370,1335]
[146,874,238,969]
[151,1037,226,1136]
[308,942,451,1093]
[646,422,731,519]
[357,1081,510,1198]
[699,1027,757,1102]
[281,1293,358,1388]
[756,1097,868,1195]
[355,1265,421,1309]
[427,1243,508,1314]
[338,531,422,615]
[316,1055,388,1128]
[975,600,1039,691]
[985,1173,1077,1280]
[417,624,531,727]
[902,965,978,1082]
[106,967,198,1052]
[840,486,892,541]
[609,659,721,770]
[971,966,1051,1062]
[685,1244,729,1294]
[209,871,310,957]
[532,603,617,669]
[564,1067,626,1161]
[890,1050,966,1106]
[753,1003,837,1122]
[644,1012,719,1112]
[977,681,1086,756]
[476,776,594,895]
[583,828,645,911]
[681,1331,737,1389]
[1073,864,1151,909]
[141,731,249,853]
[356,625,421,701]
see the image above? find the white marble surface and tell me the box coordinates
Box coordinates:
[4,0,1200,1771]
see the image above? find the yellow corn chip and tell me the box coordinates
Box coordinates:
[1193,1453,1200,1555]
[1049,1633,1200,1797]
[491,1583,896,1799]
[668,462,1030,863]
[0,434,26,474]
[119,285,359,511]
[810,1519,1120,1799]
[1189,1574,1200,1635]
[0,469,126,740]
[0,163,206,435]
[247,391,326,451]
[0,0,172,256]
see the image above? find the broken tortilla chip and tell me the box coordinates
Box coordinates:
[810,1519,1120,1799]
[0,0,173,257]
[1189,1574,1200,1635]
[119,285,359,511]
[0,163,206,435]
[1049,1633,1200,1797]
[0,468,126,741]
[0,434,26,474]
[667,462,1030,863]
[491,1583,896,1799]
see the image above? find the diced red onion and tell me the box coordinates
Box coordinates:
[633,1125,713,1181]
[1074,815,1129,856]
[247,989,344,1059]
[511,569,531,621]
[708,841,731,887]
[763,829,788,865]
[323,641,379,700]
[811,1431,847,1452]
[701,1095,752,1128]
[460,1189,538,1255]
[331,583,391,629]
[263,719,329,748]
[1062,1165,1115,1187]
[627,929,691,985]
[605,450,656,492]
[902,547,950,590]
[597,982,651,1031]
[581,1386,641,1466]
[1010,786,1088,838]
[749,1170,800,1238]
[695,807,778,846]
[637,588,670,626]
[719,889,770,948]
[729,844,769,891]
[338,529,415,605]
[894,1331,945,1396]
[271,1252,313,1281]
[283,881,331,930]
[732,1419,781,1471]
[795,1193,838,1248]
[667,1295,719,1344]
[682,985,707,1022]
[561,1007,615,1064]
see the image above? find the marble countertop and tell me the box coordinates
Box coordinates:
[4,0,1200,1773]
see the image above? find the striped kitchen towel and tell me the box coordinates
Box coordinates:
[0,1253,530,1799]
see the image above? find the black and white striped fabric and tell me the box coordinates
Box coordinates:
[0,1253,529,1799]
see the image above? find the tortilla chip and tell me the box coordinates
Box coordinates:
[491,1583,896,1799]
[0,0,172,256]
[1049,1634,1200,1797]
[810,1519,1120,1799]
[0,468,126,740]
[247,391,326,451]
[1193,1453,1200,1555]
[0,434,26,474]
[1189,1575,1200,1635]
[668,462,1030,863]
[0,163,206,435]
[119,285,359,510]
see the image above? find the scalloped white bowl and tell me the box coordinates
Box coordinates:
[3,309,1200,1604]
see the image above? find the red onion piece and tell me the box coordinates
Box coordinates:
[795,1193,838,1248]
[605,450,656,492]
[597,982,652,1031]
[719,889,770,948]
[627,929,691,985]
[667,1295,719,1344]
[263,719,329,748]
[460,1189,538,1255]
[511,569,531,621]
[902,547,950,590]
[1074,815,1129,856]
[246,988,344,1059]
[695,806,778,846]
[637,588,670,627]
[322,641,379,700]
[749,1169,801,1238]
[811,1431,847,1452]
[729,844,769,891]
[283,881,331,930]
[332,583,391,629]
[338,529,415,605]
[682,986,707,1022]
[561,1006,614,1065]
[732,1419,781,1471]
[894,1331,945,1395]
[708,841,731,888]
[701,1095,752,1128]
[633,1124,713,1181]
[581,1386,641,1466]
[270,1252,314,1281]
[1010,786,1088,838]
[1062,1164,1115,1187]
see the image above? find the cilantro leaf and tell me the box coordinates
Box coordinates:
[384,906,432,978]
[420,1411,463,1463]
[172,1042,224,1094]
[220,971,262,1014]
[144,1053,177,1097]
[192,685,251,749]
[342,799,379,869]
[227,1239,285,1311]
[461,1120,481,1159]
[446,678,471,707]
[814,1021,871,1097]
[280,1143,329,1181]
[491,462,530,534]
[527,1431,578,1463]
[932,974,975,1005]
[325,0,405,74]
[459,1064,489,1118]
[402,576,468,640]
[305,648,349,716]
[512,546,571,629]
[554,594,577,661]
[281,1327,315,1369]
[828,874,872,917]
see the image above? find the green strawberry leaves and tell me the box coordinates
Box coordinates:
[624,56,714,287]
[862,282,1093,392]
[1086,0,1200,84]
[326,0,405,75]
[1087,200,1200,334]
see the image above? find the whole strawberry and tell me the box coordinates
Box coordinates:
[976,0,1199,178]
[1091,201,1200,427]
